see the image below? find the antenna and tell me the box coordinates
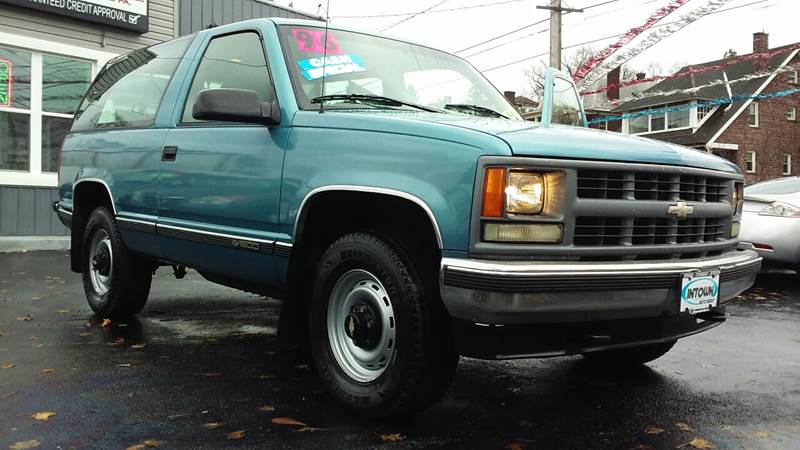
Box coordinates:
[319,0,331,114]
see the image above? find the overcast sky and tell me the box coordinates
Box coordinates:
[275,0,798,96]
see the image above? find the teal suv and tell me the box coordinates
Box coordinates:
[54,18,761,416]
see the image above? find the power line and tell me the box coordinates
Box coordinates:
[455,0,618,54]
[479,0,776,74]
[379,0,449,32]
[331,0,527,19]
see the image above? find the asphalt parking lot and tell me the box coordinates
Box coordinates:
[1,251,799,450]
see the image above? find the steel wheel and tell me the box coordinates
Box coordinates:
[326,269,396,383]
[87,229,113,295]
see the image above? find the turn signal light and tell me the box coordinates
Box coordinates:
[481,167,506,217]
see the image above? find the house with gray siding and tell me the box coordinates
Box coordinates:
[0,0,317,250]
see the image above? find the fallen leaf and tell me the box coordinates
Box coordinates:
[0,330,9,336]
[125,440,160,450]
[17,315,33,321]
[79,332,91,337]
[41,368,55,374]
[380,433,406,442]
[203,372,221,377]
[31,411,56,421]
[101,318,112,328]
[645,426,665,435]
[57,309,70,314]
[9,440,40,450]
[258,404,276,412]
[2,362,15,369]
[112,337,126,346]
[117,363,132,367]
[676,422,692,431]
[202,422,221,429]
[130,344,146,349]
[297,426,327,432]
[687,437,713,449]
[752,431,769,438]
[226,430,246,440]
[271,417,306,426]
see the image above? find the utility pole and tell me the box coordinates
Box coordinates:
[537,0,583,70]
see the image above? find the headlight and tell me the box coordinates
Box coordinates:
[505,171,544,214]
[759,201,800,217]
[481,168,546,217]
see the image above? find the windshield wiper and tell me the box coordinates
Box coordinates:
[444,103,508,119]
[311,94,439,113]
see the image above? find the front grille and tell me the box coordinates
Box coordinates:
[577,170,728,202]
[574,217,728,247]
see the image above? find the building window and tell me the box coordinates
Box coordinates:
[791,69,799,84]
[626,103,692,134]
[745,151,756,173]
[784,154,792,175]
[787,106,797,121]
[748,102,759,127]
[697,104,715,123]
[0,43,96,185]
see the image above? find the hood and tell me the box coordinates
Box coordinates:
[428,117,739,173]
[294,110,740,173]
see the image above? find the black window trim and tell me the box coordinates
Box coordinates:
[177,28,281,128]
[69,36,194,134]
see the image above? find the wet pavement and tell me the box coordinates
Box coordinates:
[1,251,799,449]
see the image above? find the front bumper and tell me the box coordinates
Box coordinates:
[441,249,760,359]
[440,249,761,325]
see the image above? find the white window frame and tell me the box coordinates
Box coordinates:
[623,102,694,135]
[748,102,759,127]
[787,106,797,121]
[791,69,799,84]
[0,32,116,187]
[745,151,757,173]
[783,154,792,176]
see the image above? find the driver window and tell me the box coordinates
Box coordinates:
[182,32,274,123]
[551,77,583,126]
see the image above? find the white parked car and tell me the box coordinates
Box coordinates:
[739,177,800,273]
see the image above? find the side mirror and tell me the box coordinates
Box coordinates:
[192,88,281,125]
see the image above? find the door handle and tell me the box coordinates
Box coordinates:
[162,146,178,162]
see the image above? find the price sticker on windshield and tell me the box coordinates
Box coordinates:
[291,28,342,54]
[296,54,367,80]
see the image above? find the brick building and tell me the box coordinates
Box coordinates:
[614,33,800,184]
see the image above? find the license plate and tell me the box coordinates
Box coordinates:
[680,270,720,314]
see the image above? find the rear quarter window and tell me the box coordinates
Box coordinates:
[71,36,193,132]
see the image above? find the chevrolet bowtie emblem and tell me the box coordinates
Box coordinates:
[668,201,695,219]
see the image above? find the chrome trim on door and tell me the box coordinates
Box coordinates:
[294,185,444,249]
[156,223,279,254]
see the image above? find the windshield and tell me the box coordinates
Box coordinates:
[745,177,800,195]
[278,26,522,120]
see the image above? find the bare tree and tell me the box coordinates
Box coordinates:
[524,46,637,101]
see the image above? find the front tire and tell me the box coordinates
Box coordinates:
[308,232,457,418]
[582,340,677,366]
[81,206,152,319]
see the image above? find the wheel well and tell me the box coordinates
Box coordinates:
[70,181,114,273]
[280,191,443,344]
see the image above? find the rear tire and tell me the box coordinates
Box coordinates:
[308,232,457,418]
[582,340,677,366]
[81,206,152,319]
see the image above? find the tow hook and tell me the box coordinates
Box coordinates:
[172,265,187,279]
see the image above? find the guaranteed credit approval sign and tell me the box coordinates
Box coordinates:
[1,0,149,33]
